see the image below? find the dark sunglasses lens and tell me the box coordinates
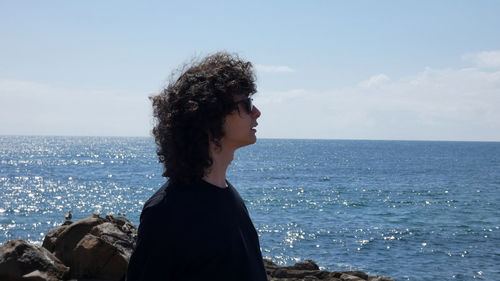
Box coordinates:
[235,98,253,113]
[246,98,253,113]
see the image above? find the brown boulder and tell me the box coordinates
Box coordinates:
[331,271,368,280]
[264,259,395,281]
[6,214,396,281]
[368,277,395,281]
[42,222,71,253]
[0,239,69,281]
[272,268,331,279]
[51,216,106,264]
[71,234,128,280]
[290,260,320,271]
[89,221,135,261]
[43,215,136,281]
[339,273,366,281]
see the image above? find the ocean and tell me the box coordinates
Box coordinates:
[1,136,499,280]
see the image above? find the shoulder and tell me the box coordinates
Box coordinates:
[139,180,207,222]
[135,180,188,243]
[140,182,167,216]
[139,180,182,223]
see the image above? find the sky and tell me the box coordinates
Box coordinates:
[1,1,500,141]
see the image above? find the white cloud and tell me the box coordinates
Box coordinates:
[462,50,500,68]
[4,53,500,141]
[0,79,152,136]
[358,74,391,89]
[257,89,307,104]
[255,64,295,73]
[257,67,500,141]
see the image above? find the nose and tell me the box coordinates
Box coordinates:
[251,105,261,118]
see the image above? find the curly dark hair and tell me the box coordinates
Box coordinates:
[151,52,257,185]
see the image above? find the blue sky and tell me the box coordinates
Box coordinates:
[1,1,500,140]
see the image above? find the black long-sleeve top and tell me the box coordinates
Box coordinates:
[126,180,267,281]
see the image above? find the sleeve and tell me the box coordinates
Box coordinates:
[126,207,176,281]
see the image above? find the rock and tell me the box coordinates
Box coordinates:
[264,258,281,273]
[0,239,69,281]
[331,271,369,280]
[267,259,328,280]
[4,215,396,281]
[22,270,51,281]
[43,215,137,280]
[71,234,128,280]
[272,268,330,279]
[290,260,320,271]
[340,271,369,280]
[51,216,106,265]
[265,260,395,281]
[89,221,135,260]
[340,273,366,281]
[42,224,70,253]
[368,276,395,281]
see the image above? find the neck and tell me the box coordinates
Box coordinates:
[202,141,235,188]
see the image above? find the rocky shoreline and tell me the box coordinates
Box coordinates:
[0,215,394,281]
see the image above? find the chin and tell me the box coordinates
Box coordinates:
[238,137,257,148]
[249,135,257,144]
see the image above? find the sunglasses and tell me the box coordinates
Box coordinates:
[234,97,254,114]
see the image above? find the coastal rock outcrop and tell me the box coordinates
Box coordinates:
[0,216,395,281]
[264,259,394,281]
[0,239,69,281]
[43,215,137,281]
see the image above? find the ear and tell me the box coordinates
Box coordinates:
[206,129,223,152]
